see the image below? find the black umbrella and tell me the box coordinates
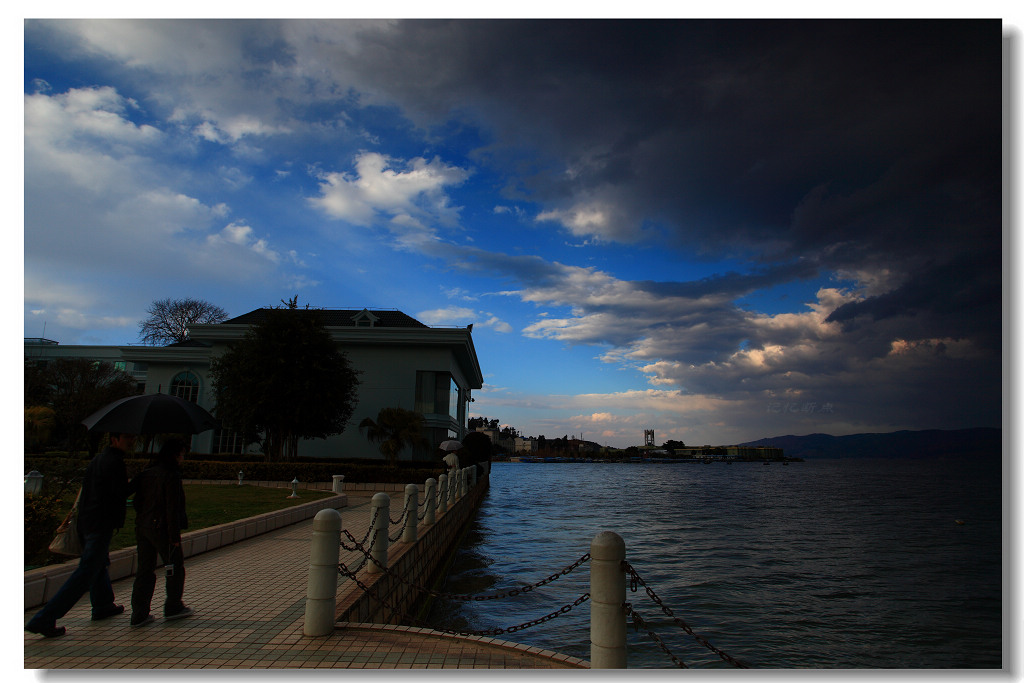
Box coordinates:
[82,393,220,434]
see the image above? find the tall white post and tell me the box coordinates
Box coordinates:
[303,508,341,636]
[448,471,457,505]
[367,492,390,574]
[424,478,437,525]
[438,474,448,514]
[403,483,419,543]
[460,467,468,497]
[590,531,627,668]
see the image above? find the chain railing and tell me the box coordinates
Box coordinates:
[623,560,749,669]
[338,526,591,636]
[309,473,749,669]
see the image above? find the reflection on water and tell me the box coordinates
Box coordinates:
[427,459,1001,668]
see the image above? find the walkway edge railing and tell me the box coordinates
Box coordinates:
[25,491,348,610]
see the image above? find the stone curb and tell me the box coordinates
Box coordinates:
[335,622,590,668]
[25,490,347,610]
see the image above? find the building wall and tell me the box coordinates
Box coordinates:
[25,312,482,462]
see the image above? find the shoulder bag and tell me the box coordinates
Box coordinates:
[48,488,83,557]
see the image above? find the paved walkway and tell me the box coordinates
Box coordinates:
[24,493,587,669]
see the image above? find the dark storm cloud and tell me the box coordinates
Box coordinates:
[344,19,1002,370]
[348,21,999,242]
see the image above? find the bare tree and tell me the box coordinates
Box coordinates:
[138,297,229,345]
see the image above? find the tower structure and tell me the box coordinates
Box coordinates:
[644,429,655,447]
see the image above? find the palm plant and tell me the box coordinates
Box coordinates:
[358,407,429,467]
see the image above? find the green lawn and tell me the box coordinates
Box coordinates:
[109,484,336,551]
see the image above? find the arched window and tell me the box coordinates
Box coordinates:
[170,371,199,403]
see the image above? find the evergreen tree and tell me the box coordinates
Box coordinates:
[210,308,361,461]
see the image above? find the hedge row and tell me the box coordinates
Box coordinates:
[169,460,445,484]
[26,455,446,486]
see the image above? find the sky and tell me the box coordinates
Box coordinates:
[21,18,1010,449]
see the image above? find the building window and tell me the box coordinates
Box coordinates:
[415,371,460,420]
[170,371,199,403]
[213,429,246,454]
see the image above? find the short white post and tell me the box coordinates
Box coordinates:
[303,508,341,636]
[437,474,448,514]
[332,475,345,493]
[367,492,390,574]
[289,477,300,498]
[403,483,418,543]
[424,478,437,525]
[590,531,627,668]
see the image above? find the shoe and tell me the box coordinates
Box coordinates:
[26,623,66,638]
[164,606,194,621]
[92,604,125,621]
[130,614,155,627]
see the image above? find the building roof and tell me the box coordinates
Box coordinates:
[221,308,430,329]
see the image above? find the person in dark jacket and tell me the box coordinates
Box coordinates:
[129,437,192,626]
[25,432,134,638]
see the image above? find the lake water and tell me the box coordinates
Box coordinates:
[426,458,1002,669]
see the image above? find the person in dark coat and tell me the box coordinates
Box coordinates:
[129,437,193,626]
[25,432,134,638]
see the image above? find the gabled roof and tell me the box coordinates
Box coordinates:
[220,308,429,329]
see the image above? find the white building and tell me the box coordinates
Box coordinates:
[25,308,483,462]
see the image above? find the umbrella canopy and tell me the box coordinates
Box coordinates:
[439,439,463,452]
[82,393,220,435]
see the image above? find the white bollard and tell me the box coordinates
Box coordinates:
[424,478,437,525]
[303,508,342,636]
[590,531,627,668]
[448,471,457,505]
[403,483,418,543]
[367,492,390,574]
[438,474,448,514]
[332,475,345,493]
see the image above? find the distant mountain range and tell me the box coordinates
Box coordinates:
[740,428,1001,460]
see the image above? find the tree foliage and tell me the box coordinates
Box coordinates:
[138,297,229,345]
[461,430,493,468]
[25,406,56,452]
[39,358,139,453]
[209,308,361,461]
[358,407,429,468]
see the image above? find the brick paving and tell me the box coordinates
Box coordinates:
[24,493,587,669]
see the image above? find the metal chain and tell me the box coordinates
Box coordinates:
[341,504,380,549]
[625,602,688,668]
[623,561,749,668]
[339,529,591,603]
[336,558,590,637]
[389,505,409,526]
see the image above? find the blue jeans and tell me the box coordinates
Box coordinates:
[27,530,115,628]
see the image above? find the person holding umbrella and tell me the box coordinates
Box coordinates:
[129,437,193,626]
[25,432,134,638]
[440,439,462,474]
